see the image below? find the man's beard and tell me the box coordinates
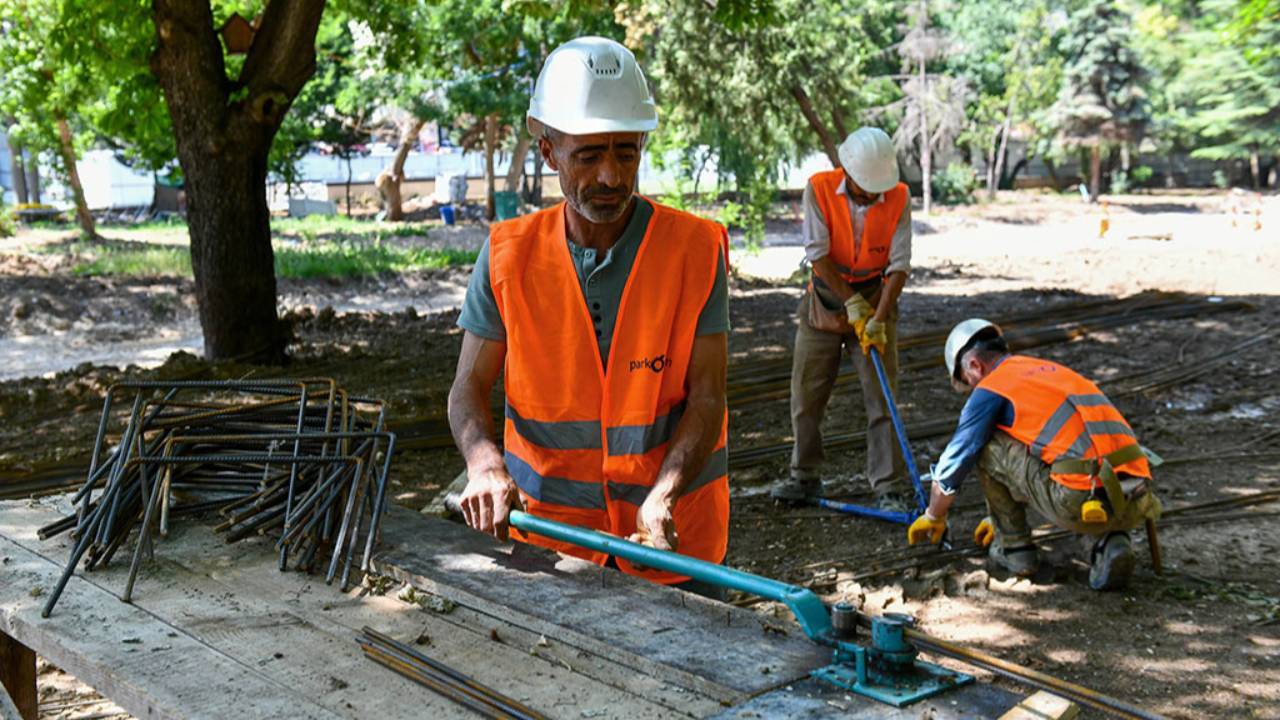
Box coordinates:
[567,185,632,224]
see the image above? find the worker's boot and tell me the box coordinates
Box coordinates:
[1088,532,1135,591]
[770,475,823,504]
[987,540,1040,577]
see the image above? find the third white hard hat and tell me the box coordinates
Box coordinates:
[944,319,1002,380]
[527,36,658,136]
[837,127,900,194]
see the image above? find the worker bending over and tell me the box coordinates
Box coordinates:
[772,127,914,512]
[908,320,1161,591]
[447,37,731,599]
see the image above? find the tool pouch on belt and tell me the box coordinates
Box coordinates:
[806,281,853,334]
[1053,445,1158,525]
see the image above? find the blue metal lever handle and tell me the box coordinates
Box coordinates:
[867,347,929,514]
[509,510,834,642]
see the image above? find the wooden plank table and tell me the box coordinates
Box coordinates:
[0,496,1020,719]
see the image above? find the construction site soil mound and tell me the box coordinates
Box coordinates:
[0,190,1277,718]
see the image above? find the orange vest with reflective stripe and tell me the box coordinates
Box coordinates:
[977,355,1151,490]
[488,198,730,584]
[810,169,908,283]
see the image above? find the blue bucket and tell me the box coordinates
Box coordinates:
[440,204,456,226]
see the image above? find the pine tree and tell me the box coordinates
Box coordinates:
[1051,0,1150,200]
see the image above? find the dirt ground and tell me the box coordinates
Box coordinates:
[1,189,1277,719]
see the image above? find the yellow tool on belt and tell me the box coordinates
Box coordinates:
[1080,497,1108,524]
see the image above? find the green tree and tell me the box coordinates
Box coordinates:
[1179,0,1280,189]
[1050,0,1150,200]
[628,0,899,198]
[0,0,101,236]
[947,0,1064,198]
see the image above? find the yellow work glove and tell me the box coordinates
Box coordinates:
[973,517,994,548]
[859,317,887,356]
[907,512,947,545]
[844,293,874,327]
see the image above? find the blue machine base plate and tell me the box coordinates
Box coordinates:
[812,659,974,708]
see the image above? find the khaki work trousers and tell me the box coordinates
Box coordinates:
[977,432,1162,547]
[789,291,904,496]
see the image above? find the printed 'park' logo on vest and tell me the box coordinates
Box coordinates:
[629,354,668,374]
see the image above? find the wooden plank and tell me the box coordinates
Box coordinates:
[0,499,704,719]
[0,533,343,720]
[999,691,1079,720]
[0,630,35,720]
[371,505,830,703]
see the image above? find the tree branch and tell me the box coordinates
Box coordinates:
[152,0,231,156]
[238,0,327,128]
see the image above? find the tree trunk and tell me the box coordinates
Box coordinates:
[26,152,40,204]
[152,0,325,362]
[56,117,96,237]
[1165,151,1176,188]
[344,154,353,217]
[504,127,532,194]
[483,113,498,221]
[1119,143,1131,172]
[1088,144,1102,202]
[918,53,931,215]
[989,96,1016,201]
[9,139,28,205]
[985,126,999,198]
[1044,158,1059,189]
[831,107,849,142]
[1249,148,1260,190]
[377,117,424,221]
[789,85,840,168]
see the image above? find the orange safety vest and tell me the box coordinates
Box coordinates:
[488,198,730,584]
[810,168,909,284]
[977,355,1151,490]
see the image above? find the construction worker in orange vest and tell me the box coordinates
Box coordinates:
[771,127,915,512]
[908,320,1162,591]
[447,37,731,599]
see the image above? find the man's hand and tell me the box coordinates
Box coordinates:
[859,317,887,355]
[844,292,875,326]
[907,512,947,545]
[459,467,520,541]
[631,491,679,551]
[973,517,994,548]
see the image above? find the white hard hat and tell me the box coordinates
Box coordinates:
[837,127,900,194]
[527,36,658,136]
[944,319,1002,380]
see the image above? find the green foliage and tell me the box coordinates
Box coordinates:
[931,163,978,205]
[634,0,899,191]
[1131,165,1154,184]
[1177,0,1280,170]
[0,198,14,238]
[1051,0,1150,150]
[69,241,475,279]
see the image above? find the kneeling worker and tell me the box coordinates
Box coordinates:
[447,37,731,598]
[907,320,1161,590]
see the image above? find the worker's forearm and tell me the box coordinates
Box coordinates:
[874,271,907,322]
[811,257,856,303]
[925,482,957,519]
[652,394,724,503]
[447,383,504,474]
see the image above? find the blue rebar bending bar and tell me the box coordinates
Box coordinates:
[868,347,930,513]
[509,510,835,642]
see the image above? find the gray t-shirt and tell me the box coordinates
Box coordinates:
[457,197,730,370]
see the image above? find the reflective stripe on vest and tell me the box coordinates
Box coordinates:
[809,169,908,283]
[977,355,1152,490]
[488,198,730,582]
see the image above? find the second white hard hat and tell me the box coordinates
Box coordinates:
[837,128,900,194]
[527,36,658,136]
[944,318,1002,380]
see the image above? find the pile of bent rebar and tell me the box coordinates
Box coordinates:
[38,379,396,618]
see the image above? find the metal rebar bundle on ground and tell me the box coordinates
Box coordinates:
[37,379,396,618]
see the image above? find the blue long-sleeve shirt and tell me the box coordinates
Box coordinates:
[930,387,1015,494]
